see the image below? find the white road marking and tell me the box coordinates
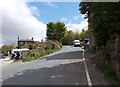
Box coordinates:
[83,58,92,87]
[51,76,55,78]
[9,75,14,78]
[82,49,92,87]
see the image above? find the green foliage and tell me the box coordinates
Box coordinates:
[54,43,61,50]
[62,30,76,45]
[80,2,120,83]
[20,45,29,49]
[79,29,89,40]
[46,21,67,41]
[79,2,90,18]
[75,32,80,40]
[1,44,16,55]
[62,29,89,45]
[79,2,120,49]
[22,41,62,62]
[22,49,61,62]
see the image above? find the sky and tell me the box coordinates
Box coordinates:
[0,0,88,46]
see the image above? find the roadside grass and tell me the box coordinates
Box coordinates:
[22,49,61,62]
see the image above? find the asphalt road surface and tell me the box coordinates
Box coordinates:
[1,46,110,86]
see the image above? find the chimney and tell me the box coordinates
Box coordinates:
[18,36,19,40]
[32,37,33,40]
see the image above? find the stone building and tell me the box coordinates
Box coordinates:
[18,37,34,46]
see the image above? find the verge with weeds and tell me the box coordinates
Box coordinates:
[21,40,62,62]
[22,49,60,62]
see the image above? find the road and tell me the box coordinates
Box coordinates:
[1,46,110,86]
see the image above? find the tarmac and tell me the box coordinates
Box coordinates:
[0,57,14,67]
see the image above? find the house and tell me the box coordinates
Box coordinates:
[18,37,34,46]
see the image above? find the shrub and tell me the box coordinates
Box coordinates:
[22,40,62,62]
[22,48,61,62]
[1,44,16,56]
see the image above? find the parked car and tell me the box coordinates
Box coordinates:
[73,40,80,47]
[84,38,89,45]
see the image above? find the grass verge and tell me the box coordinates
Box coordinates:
[22,49,61,62]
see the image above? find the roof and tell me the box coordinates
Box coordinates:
[18,39,34,42]
[12,48,29,54]
[74,40,80,42]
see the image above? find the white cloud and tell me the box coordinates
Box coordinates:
[1,0,46,45]
[66,19,88,33]
[60,16,88,33]
[60,18,68,22]
[60,17,71,23]
[60,15,81,24]
[0,8,2,46]
[73,15,80,21]
[46,2,58,8]
[81,14,85,18]
[30,6,40,16]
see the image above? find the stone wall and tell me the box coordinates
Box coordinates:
[20,41,61,58]
[96,35,120,80]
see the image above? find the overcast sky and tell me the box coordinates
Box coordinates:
[1,0,88,46]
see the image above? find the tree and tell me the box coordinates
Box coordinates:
[46,21,67,41]
[62,30,76,45]
[1,44,16,56]
[79,29,89,40]
[79,2,120,49]
[46,22,55,40]
[75,32,80,40]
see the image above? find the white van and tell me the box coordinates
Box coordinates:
[11,48,29,58]
[12,48,29,54]
[73,40,80,47]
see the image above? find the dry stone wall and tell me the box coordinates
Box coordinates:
[96,35,120,80]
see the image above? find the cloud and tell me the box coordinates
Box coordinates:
[30,6,40,17]
[81,14,85,18]
[46,2,58,8]
[66,19,88,33]
[60,17,71,23]
[60,15,81,24]
[73,15,80,21]
[1,0,46,45]
[60,18,68,22]
[60,16,88,33]
[0,9,2,46]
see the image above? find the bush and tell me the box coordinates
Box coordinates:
[22,40,62,62]
[22,49,61,62]
[1,44,16,56]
